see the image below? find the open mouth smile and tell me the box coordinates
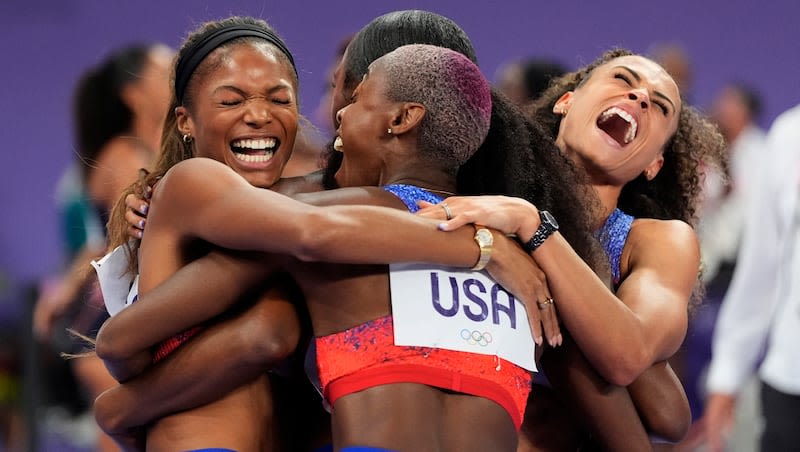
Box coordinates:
[597,107,638,146]
[230,138,277,163]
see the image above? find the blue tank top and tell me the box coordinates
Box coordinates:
[595,208,634,286]
[382,184,445,212]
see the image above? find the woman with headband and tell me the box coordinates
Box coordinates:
[94,15,569,451]
[89,17,305,451]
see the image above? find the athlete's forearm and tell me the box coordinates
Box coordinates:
[95,292,300,431]
[542,337,653,451]
[627,361,691,442]
[162,159,483,268]
[96,250,272,363]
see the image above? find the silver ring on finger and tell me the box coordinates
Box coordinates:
[440,202,453,220]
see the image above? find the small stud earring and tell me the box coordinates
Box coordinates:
[387,128,393,135]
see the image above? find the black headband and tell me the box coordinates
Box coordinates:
[175,24,297,104]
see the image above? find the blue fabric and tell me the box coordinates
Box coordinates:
[341,447,398,452]
[595,208,634,285]
[382,184,444,213]
[186,449,237,452]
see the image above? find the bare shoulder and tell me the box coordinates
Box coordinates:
[627,218,699,268]
[160,158,241,187]
[151,158,246,209]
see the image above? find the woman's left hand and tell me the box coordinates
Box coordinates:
[487,232,562,347]
[417,195,541,242]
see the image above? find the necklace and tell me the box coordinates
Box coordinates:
[387,181,456,198]
[422,188,456,197]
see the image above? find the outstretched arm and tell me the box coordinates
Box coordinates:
[419,195,696,384]
[420,195,693,442]
[152,158,482,266]
[140,157,557,343]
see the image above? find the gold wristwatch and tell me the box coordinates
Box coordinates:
[471,225,493,271]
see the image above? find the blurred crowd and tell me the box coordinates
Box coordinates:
[1,14,796,452]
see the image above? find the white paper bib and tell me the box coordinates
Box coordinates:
[389,263,537,371]
[91,243,139,316]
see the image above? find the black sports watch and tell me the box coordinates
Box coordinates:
[523,210,559,253]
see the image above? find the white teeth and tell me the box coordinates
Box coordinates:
[333,136,343,152]
[234,151,274,163]
[231,138,277,150]
[600,106,638,144]
[625,121,638,144]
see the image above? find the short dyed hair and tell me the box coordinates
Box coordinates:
[377,44,491,168]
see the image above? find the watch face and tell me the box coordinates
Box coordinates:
[541,210,559,229]
[475,228,493,245]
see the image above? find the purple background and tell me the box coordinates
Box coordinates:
[1,0,798,311]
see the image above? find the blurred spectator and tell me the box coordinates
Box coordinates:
[699,82,766,285]
[683,103,800,451]
[32,42,172,451]
[648,41,693,102]
[675,82,766,452]
[495,57,567,106]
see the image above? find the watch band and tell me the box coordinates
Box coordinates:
[524,210,558,253]
[471,225,493,271]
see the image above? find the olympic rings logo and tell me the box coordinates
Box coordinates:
[460,329,493,347]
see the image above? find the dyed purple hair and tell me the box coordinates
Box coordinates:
[376,44,491,168]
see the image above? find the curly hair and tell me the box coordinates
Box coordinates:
[529,48,727,303]
[320,11,605,273]
[458,89,607,276]
[529,48,726,227]
[106,16,297,272]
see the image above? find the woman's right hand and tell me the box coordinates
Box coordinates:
[486,231,562,348]
[125,188,151,239]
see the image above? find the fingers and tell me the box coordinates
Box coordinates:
[125,193,149,217]
[485,235,560,348]
[127,225,143,240]
[124,193,148,239]
[538,297,562,347]
[526,306,544,347]
[528,267,561,347]
[124,209,145,239]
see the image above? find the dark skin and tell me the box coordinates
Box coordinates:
[418,54,698,450]
[114,43,690,452]
[97,54,556,450]
[99,168,541,451]
[110,115,692,452]
[524,338,689,451]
